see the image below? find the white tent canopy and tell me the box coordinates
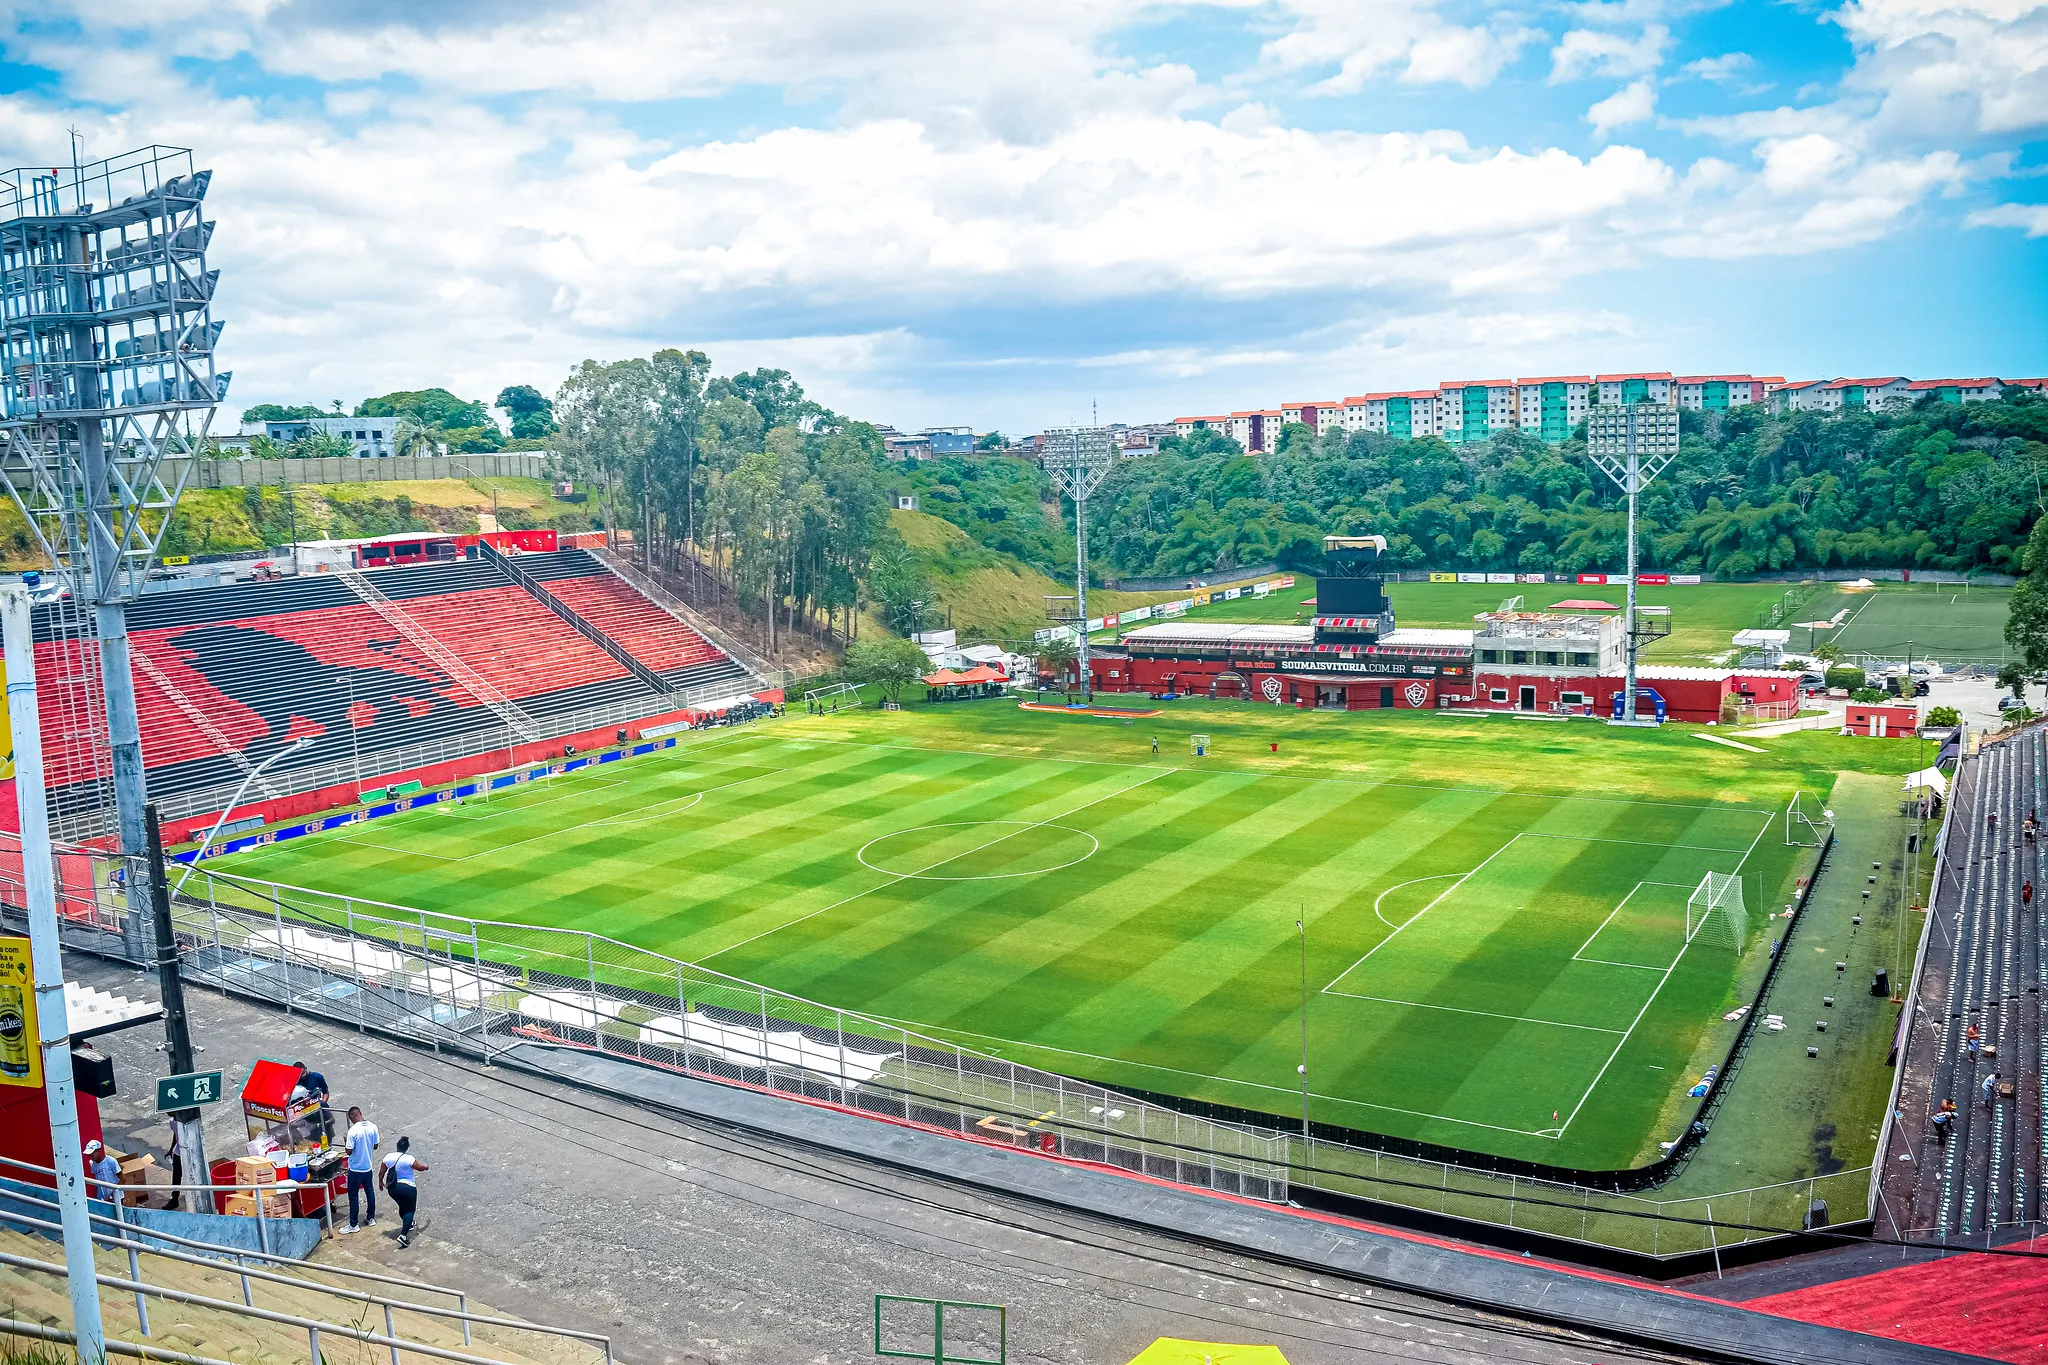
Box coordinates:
[1902,767,1949,795]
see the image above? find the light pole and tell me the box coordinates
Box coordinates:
[3,584,104,1361]
[1585,403,1680,724]
[173,735,314,895]
[1296,917,1310,1148]
[1042,427,1116,702]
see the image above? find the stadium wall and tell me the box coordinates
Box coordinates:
[148,709,702,846]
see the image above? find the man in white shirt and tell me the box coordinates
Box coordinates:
[84,1140,120,1202]
[341,1106,379,1232]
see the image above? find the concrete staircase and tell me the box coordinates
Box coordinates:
[0,1226,596,1365]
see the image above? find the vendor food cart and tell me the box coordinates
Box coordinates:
[208,1058,343,1220]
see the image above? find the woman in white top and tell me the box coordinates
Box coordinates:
[380,1136,428,1248]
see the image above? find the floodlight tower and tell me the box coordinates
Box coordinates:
[0,146,226,911]
[1584,403,1679,724]
[1041,426,1117,700]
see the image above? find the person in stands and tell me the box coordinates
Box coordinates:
[342,1106,380,1233]
[380,1136,429,1248]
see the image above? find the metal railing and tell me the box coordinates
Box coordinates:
[1,1314,238,1365]
[0,1176,610,1363]
[2,1152,337,1253]
[589,546,784,682]
[0,1240,605,1365]
[158,866,1292,1203]
[6,842,1893,1259]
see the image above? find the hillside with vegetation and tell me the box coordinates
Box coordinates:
[1098,395,2048,580]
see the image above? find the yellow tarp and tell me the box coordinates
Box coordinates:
[1123,1339,1289,1365]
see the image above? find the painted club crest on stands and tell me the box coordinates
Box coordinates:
[1404,682,1429,708]
[1261,676,1284,702]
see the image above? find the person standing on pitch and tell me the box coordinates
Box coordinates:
[342,1106,380,1232]
[381,1136,428,1248]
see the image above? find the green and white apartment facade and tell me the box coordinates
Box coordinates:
[1171,372,2046,452]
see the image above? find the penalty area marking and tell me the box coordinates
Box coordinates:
[857,821,1101,881]
[1371,873,1464,930]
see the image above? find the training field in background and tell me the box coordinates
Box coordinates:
[1813,582,2012,661]
[219,715,1808,1169]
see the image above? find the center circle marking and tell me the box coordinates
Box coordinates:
[857,821,1101,881]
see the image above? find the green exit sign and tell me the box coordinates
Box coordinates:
[156,1070,224,1112]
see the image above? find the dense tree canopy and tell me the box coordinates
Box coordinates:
[1086,396,2048,579]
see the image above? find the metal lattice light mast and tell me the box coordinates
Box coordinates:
[1584,403,1679,724]
[1041,426,1116,700]
[0,146,225,884]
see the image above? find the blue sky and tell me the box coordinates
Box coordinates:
[1,0,2042,433]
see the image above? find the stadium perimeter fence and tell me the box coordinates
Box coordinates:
[8,848,1879,1262]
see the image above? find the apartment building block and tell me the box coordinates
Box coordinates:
[1281,401,1344,436]
[1906,378,2006,404]
[1438,380,1520,444]
[1674,375,1777,410]
[1595,372,1673,406]
[1515,377,1592,444]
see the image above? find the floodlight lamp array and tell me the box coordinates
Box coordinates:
[1584,404,1680,493]
[1041,425,1116,502]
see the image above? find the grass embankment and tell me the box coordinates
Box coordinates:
[893,510,1262,639]
[149,477,594,563]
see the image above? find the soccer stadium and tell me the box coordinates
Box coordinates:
[2,139,2041,1365]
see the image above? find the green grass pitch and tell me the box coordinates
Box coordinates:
[216,701,1864,1171]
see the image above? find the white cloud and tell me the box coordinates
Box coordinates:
[1550,25,1671,83]
[0,0,2008,428]
[1968,201,2048,236]
[1256,1,1541,92]
[1681,52,1758,84]
[1588,79,1659,134]
[1833,0,2048,139]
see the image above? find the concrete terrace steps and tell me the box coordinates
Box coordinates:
[0,1226,592,1365]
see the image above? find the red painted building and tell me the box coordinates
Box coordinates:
[1846,702,1920,737]
[1089,622,1470,710]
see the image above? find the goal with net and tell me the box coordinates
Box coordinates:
[803,680,863,710]
[1784,789,1829,847]
[1686,871,1748,951]
[1191,734,1211,757]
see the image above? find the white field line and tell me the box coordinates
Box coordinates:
[1371,873,1463,930]
[697,767,1175,964]
[1315,992,1626,1034]
[1319,834,1527,994]
[1570,881,1697,970]
[433,774,628,821]
[1555,809,1773,1135]
[1695,733,1768,754]
[1559,937,1694,1136]
[863,1016,1560,1139]
[757,732,1782,816]
[1517,831,1760,853]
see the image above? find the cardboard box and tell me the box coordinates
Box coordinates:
[233,1156,278,1186]
[117,1153,155,1207]
[223,1190,291,1220]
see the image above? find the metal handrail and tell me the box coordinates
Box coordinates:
[0,1150,336,1250]
[0,1153,464,1303]
[0,1243,613,1365]
[0,1203,610,1359]
[0,1313,239,1365]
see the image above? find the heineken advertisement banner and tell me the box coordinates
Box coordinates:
[0,936,40,1089]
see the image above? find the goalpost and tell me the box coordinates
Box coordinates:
[1784,789,1829,847]
[804,680,864,710]
[1191,734,1211,757]
[1686,871,1749,951]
